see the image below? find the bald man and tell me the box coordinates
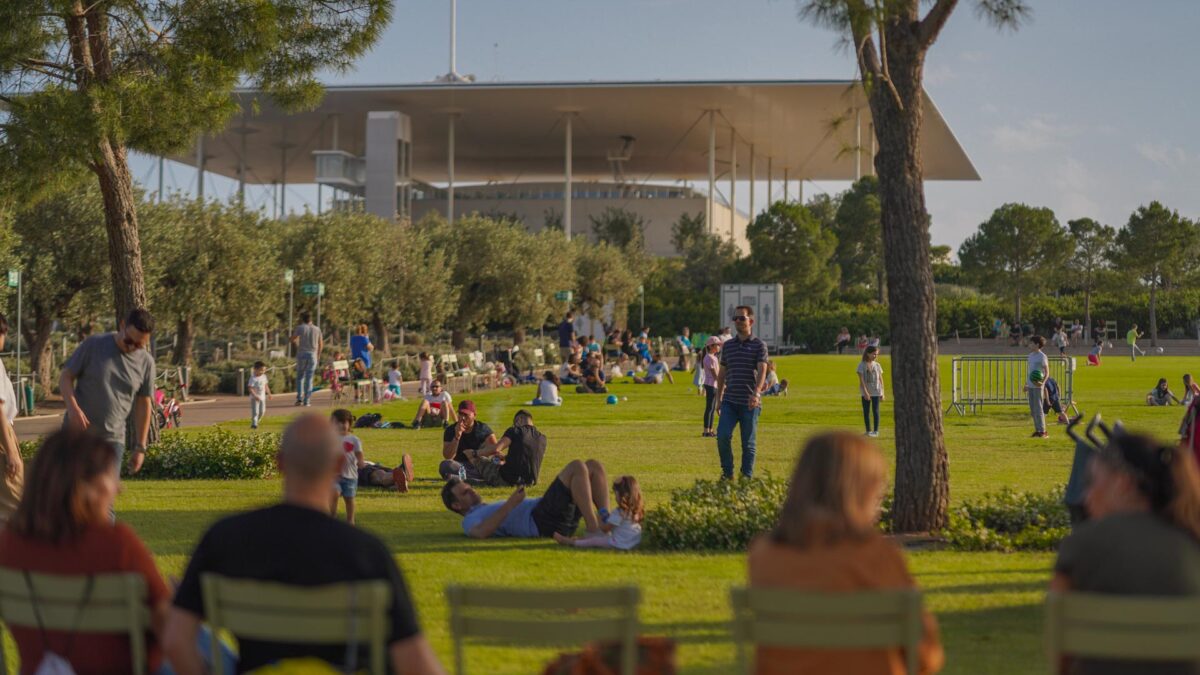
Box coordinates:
[164,414,444,675]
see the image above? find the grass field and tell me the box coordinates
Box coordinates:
[110,354,1198,674]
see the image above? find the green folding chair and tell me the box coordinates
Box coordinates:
[446,585,641,675]
[201,574,392,675]
[0,568,150,675]
[729,587,923,675]
[1045,591,1200,667]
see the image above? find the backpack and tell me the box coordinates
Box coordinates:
[354,413,383,428]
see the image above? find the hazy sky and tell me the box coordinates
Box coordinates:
[134,0,1199,251]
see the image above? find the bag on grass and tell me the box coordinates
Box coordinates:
[354,413,383,428]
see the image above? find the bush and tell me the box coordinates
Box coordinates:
[136,428,280,480]
[937,487,1069,552]
[644,477,788,551]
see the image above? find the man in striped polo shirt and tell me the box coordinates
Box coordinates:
[715,305,769,479]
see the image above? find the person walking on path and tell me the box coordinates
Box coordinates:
[856,345,886,437]
[290,311,323,406]
[59,308,156,477]
[1025,336,1050,438]
[715,305,769,479]
[1126,324,1145,361]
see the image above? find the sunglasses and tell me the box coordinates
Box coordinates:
[732,316,750,322]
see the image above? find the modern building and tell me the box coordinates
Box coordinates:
[175,79,978,256]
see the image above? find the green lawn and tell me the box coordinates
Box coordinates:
[115,354,1196,674]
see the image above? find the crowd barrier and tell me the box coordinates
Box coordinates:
[948,355,1075,415]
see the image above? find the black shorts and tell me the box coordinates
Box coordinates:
[531,478,581,537]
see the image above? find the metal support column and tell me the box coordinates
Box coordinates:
[869,123,876,176]
[729,126,736,242]
[195,135,206,201]
[783,168,789,202]
[766,156,772,206]
[748,144,755,221]
[855,108,862,181]
[157,156,165,203]
[798,179,804,203]
[237,122,247,207]
[564,112,573,240]
[706,110,716,234]
[447,113,457,223]
[279,138,287,216]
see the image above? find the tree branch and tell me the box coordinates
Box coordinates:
[919,0,960,47]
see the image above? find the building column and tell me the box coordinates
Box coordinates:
[279,133,288,216]
[869,123,876,176]
[748,144,755,221]
[564,112,574,240]
[195,135,206,201]
[447,113,457,223]
[157,156,165,204]
[707,110,716,235]
[766,156,772,206]
[237,125,247,207]
[855,107,862,181]
[728,126,736,242]
[798,179,804,203]
[783,167,789,202]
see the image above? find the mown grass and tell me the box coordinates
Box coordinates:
[80,354,1200,673]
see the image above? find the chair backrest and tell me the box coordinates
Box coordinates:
[1045,591,1200,664]
[469,352,485,369]
[332,359,349,371]
[533,349,545,366]
[0,568,150,675]
[201,574,392,675]
[446,585,640,675]
[729,587,923,675]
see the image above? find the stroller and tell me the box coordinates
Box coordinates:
[154,386,182,430]
[322,363,348,404]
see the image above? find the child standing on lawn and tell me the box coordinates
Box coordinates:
[331,409,365,525]
[554,475,643,550]
[387,363,404,398]
[247,361,270,429]
[856,346,885,437]
[1025,336,1050,438]
[417,352,434,395]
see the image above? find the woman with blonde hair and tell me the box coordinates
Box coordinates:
[349,323,374,371]
[748,431,943,675]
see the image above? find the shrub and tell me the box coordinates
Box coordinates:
[644,477,788,551]
[135,428,280,480]
[937,487,1069,552]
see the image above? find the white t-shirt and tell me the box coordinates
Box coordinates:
[0,358,16,423]
[607,511,643,551]
[247,373,268,402]
[387,369,403,387]
[340,434,363,481]
[1027,351,1049,388]
[537,380,560,403]
[425,391,452,412]
[646,362,668,382]
[856,361,884,397]
[419,359,433,380]
[764,370,779,388]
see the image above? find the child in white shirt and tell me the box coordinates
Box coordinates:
[247,361,270,429]
[417,352,433,395]
[555,475,643,551]
[387,364,404,398]
[533,371,562,406]
[331,409,365,525]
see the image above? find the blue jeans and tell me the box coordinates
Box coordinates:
[295,353,316,404]
[716,400,760,479]
[861,396,881,432]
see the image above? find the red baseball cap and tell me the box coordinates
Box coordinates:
[458,400,476,414]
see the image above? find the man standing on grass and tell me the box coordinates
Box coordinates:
[1126,323,1145,361]
[290,311,323,406]
[715,305,769,480]
[60,308,155,478]
[558,311,577,355]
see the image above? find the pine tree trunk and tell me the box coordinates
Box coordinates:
[868,26,949,533]
[173,317,194,366]
[1149,282,1158,348]
[93,137,148,320]
[1015,292,1023,327]
[23,315,55,395]
[372,313,391,354]
[451,329,466,350]
[1083,288,1092,342]
[876,265,886,304]
[513,327,526,345]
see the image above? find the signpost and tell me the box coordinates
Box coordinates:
[638,284,645,329]
[7,270,20,415]
[302,282,325,331]
[284,269,294,355]
[554,290,572,303]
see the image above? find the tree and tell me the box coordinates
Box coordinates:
[1066,218,1115,341]
[1110,202,1198,347]
[744,201,839,308]
[142,198,281,365]
[799,0,1030,531]
[366,225,457,353]
[590,207,646,253]
[833,176,884,302]
[575,241,642,331]
[671,211,740,294]
[9,183,110,392]
[0,1,391,320]
[958,203,1069,325]
[929,245,964,286]
[503,231,576,344]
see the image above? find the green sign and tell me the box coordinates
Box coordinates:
[554,290,573,303]
[301,282,325,297]
[5,270,17,288]
[284,269,294,283]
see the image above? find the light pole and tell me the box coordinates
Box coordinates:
[284,269,294,356]
[7,270,21,415]
[638,284,645,329]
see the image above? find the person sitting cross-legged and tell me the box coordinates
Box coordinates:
[633,353,675,385]
[412,380,456,429]
[442,410,549,489]
[437,400,498,481]
[443,458,610,539]
[163,413,444,675]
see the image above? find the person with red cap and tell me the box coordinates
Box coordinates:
[438,400,498,481]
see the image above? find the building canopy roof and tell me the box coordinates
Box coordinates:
[184,80,979,186]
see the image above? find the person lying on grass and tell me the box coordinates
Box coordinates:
[440,410,548,488]
[442,458,611,539]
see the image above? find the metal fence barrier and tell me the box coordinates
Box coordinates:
[948,355,1075,415]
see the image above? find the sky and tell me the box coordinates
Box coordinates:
[132,0,1200,251]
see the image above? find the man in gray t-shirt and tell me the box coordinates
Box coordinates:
[60,308,156,474]
[290,311,323,406]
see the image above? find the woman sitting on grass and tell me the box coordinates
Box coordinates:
[533,371,563,406]
[1147,378,1181,406]
[1050,431,1200,675]
[747,431,944,675]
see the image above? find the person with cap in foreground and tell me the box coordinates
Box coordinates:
[438,400,498,481]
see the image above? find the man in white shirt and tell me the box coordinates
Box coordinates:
[411,381,456,429]
[0,314,22,522]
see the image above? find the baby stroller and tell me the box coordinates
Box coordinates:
[322,364,347,404]
[154,386,182,430]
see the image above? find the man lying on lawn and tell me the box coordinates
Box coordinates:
[442,458,611,538]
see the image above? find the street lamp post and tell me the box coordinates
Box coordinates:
[284,269,294,356]
[7,270,22,415]
[638,284,645,329]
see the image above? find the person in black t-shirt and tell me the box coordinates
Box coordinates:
[163,414,444,675]
[437,400,498,481]
[453,410,548,488]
